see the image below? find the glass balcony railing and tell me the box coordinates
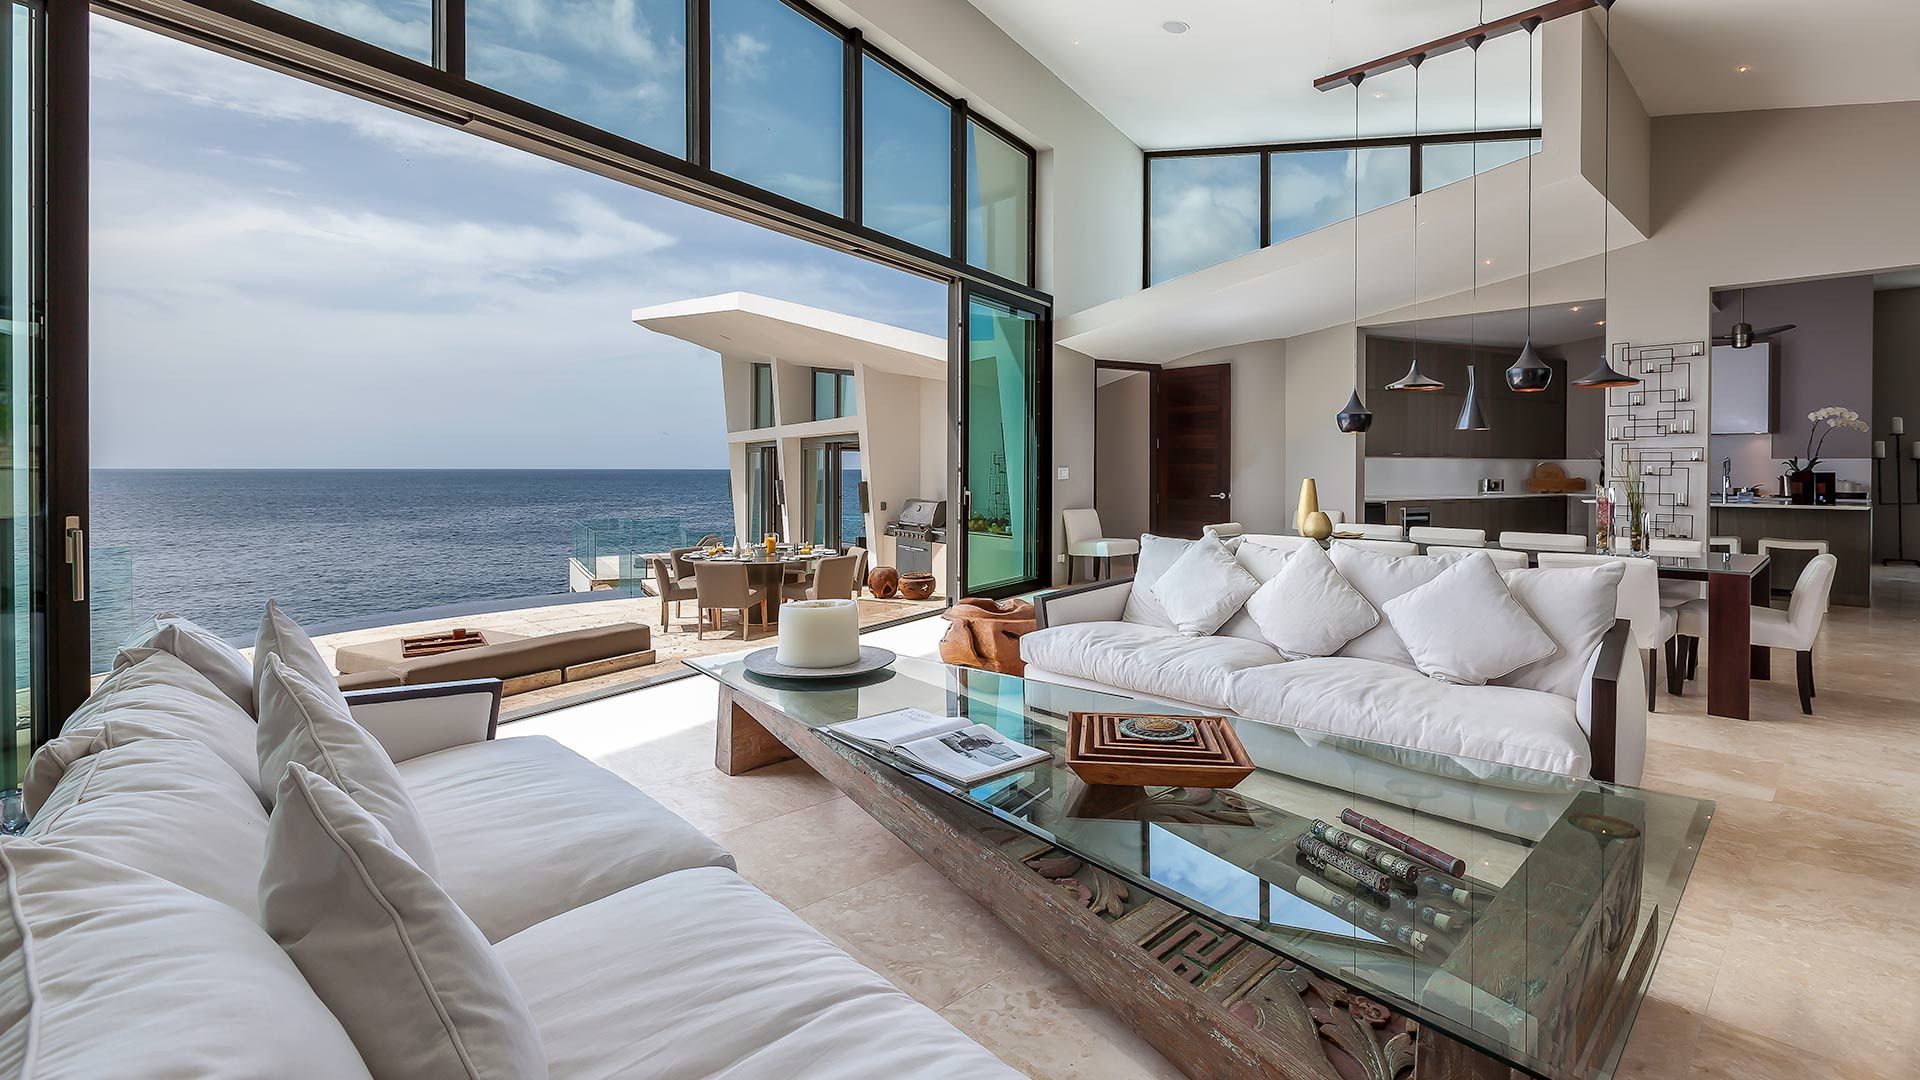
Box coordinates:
[570,518,730,595]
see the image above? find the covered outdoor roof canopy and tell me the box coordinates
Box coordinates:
[632,292,945,379]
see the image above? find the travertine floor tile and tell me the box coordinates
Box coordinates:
[940,960,1186,1080]
[715,796,922,909]
[642,757,841,835]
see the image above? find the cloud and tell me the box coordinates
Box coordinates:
[719,32,770,79]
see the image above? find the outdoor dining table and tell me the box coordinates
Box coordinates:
[1409,540,1774,721]
[681,548,844,625]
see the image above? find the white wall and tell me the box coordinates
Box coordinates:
[1094,372,1150,539]
[1608,101,1920,533]
[1166,341,1290,534]
[1284,325,1364,523]
[1050,345,1097,583]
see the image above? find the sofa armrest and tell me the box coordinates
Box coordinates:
[344,679,503,764]
[1033,577,1134,629]
[1577,619,1644,785]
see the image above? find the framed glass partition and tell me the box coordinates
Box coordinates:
[710,0,844,214]
[1146,153,1260,286]
[860,53,950,255]
[262,0,431,61]
[467,0,687,156]
[965,119,1030,285]
[959,287,1045,596]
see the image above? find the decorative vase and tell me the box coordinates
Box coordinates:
[1302,510,1334,541]
[939,597,1037,675]
[1787,469,1816,504]
[1295,478,1321,534]
[899,572,936,601]
[1595,485,1616,551]
[867,566,900,599]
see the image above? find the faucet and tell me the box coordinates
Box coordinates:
[1720,458,1733,501]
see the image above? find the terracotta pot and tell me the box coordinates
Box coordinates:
[899,572,937,601]
[940,597,1037,675]
[867,566,900,599]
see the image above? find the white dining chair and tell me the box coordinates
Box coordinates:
[1238,533,1314,554]
[1409,526,1486,548]
[1061,508,1141,582]
[1203,521,1245,539]
[1346,523,1406,541]
[1538,552,1677,709]
[1633,537,1709,608]
[1430,546,1527,571]
[1676,554,1836,715]
[1333,538,1418,556]
[1708,535,1742,555]
[1500,531,1588,552]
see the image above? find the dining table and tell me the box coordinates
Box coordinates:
[1405,540,1774,721]
[681,547,844,625]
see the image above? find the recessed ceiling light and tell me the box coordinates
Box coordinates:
[1373,91,1386,99]
[1735,65,1752,74]
[1162,20,1190,34]
[1570,306,1582,312]
[1596,319,1607,326]
[1482,258,1494,265]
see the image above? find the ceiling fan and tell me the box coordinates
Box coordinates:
[1713,289,1796,349]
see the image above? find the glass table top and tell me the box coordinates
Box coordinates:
[689,652,1714,1080]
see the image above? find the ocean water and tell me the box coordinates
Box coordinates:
[88,469,778,667]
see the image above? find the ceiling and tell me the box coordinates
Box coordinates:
[1371,300,1607,349]
[965,0,1920,150]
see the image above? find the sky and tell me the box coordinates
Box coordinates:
[88,11,948,470]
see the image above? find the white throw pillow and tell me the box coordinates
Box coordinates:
[117,612,256,715]
[1151,533,1262,637]
[1327,544,1464,668]
[255,600,348,713]
[1382,553,1558,685]
[1120,533,1192,628]
[1245,543,1380,660]
[256,653,437,875]
[1497,562,1628,698]
[260,764,547,1080]
[0,838,373,1079]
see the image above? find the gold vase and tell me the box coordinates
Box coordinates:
[1295,478,1321,534]
[1302,511,1334,541]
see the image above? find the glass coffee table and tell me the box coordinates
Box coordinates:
[689,653,1712,1080]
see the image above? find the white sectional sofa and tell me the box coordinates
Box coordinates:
[1023,533,1646,787]
[2,621,1018,1078]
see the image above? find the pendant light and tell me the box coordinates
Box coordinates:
[1505,17,1553,393]
[1336,71,1374,434]
[1457,27,1490,431]
[1574,0,1642,390]
[1388,53,1444,392]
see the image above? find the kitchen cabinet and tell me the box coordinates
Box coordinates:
[1379,496,1571,536]
[1709,343,1777,434]
[1364,339,1567,459]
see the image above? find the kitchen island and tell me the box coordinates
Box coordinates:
[1710,499,1871,606]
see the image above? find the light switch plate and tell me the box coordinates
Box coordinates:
[1055,466,1070,480]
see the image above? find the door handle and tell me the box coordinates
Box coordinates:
[63,515,85,603]
[1210,492,1229,500]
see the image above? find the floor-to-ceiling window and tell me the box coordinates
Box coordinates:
[802,439,860,547]
[710,0,843,214]
[961,289,1043,595]
[966,120,1030,285]
[861,53,949,255]
[0,0,40,797]
[745,442,779,542]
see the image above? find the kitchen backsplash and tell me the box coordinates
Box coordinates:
[1365,458,1603,499]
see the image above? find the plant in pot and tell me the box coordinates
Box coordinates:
[1782,406,1868,505]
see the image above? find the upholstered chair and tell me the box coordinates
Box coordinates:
[1061,509,1141,582]
[694,563,767,641]
[785,554,859,601]
[1538,552,1677,710]
[1676,553,1837,714]
[650,552,698,630]
[1408,526,1486,547]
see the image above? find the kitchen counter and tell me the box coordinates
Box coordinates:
[1708,498,1870,511]
[1367,491,1589,502]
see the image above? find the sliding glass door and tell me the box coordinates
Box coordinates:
[803,440,862,548]
[957,287,1046,597]
[0,0,38,798]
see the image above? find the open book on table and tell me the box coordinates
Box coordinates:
[828,707,1049,785]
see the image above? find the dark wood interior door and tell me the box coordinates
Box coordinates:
[1153,364,1231,538]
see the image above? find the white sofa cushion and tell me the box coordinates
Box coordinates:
[1382,553,1556,685]
[1227,657,1591,777]
[1119,533,1190,628]
[260,764,546,1080]
[1327,544,1461,669]
[1019,621,1282,710]
[1153,532,1261,636]
[257,653,437,875]
[255,599,348,712]
[496,866,1019,1079]
[26,650,265,812]
[117,613,256,715]
[26,734,269,918]
[1245,542,1379,660]
[1496,562,1628,699]
[0,839,371,1079]
[400,734,735,941]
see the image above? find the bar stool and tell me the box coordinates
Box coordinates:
[1758,538,1830,602]
[1409,526,1486,547]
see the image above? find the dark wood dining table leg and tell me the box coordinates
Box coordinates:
[1708,571,1754,720]
[1749,560,1772,681]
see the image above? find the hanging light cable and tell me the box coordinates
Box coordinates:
[1574,0,1641,389]
[1388,53,1445,392]
[1458,19,1489,431]
[1337,68,1375,434]
[1506,17,1553,392]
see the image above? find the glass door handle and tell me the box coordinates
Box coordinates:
[63,516,85,603]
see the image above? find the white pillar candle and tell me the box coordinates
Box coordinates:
[776,599,860,668]
[1875,440,1888,459]
[1893,416,1906,435]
